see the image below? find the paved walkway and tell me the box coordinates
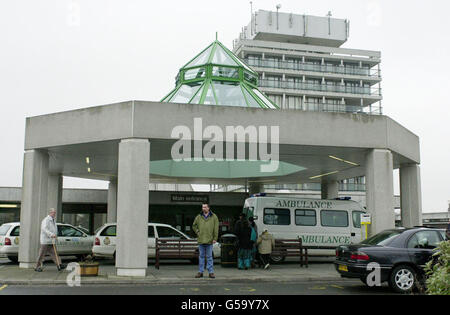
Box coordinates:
[0,259,350,286]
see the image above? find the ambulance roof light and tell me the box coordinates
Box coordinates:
[251,193,267,197]
[335,197,351,200]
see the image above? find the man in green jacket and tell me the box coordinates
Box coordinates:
[192,203,219,279]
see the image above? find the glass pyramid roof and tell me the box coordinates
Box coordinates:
[161,40,278,109]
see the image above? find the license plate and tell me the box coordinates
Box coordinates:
[338,265,348,272]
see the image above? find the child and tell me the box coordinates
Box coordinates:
[257,229,275,269]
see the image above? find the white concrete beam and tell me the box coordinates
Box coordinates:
[47,174,63,222]
[248,182,264,195]
[400,164,422,228]
[365,149,394,235]
[321,181,339,199]
[18,150,49,269]
[115,139,150,277]
[107,179,118,223]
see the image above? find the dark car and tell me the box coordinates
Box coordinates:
[335,227,447,293]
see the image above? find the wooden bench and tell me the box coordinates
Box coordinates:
[155,238,198,269]
[271,239,308,268]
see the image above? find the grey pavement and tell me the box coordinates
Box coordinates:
[0,257,352,286]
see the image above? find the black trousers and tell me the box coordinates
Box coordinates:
[259,253,271,266]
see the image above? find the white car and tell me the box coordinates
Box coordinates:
[93,223,220,261]
[0,222,94,263]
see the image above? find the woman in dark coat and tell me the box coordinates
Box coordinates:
[235,219,253,270]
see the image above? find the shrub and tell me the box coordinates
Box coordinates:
[424,240,450,295]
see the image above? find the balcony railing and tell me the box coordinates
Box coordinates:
[212,182,367,193]
[245,58,381,78]
[302,103,382,115]
[259,79,382,96]
[264,183,366,192]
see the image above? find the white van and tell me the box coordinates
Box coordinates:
[243,196,366,259]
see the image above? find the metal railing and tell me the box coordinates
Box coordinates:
[212,182,367,193]
[259,79,382,96]
[264,183,366,192]
[245,58,381,78]
[301,103,382,115]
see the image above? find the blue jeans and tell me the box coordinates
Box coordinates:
[198,244,214,274]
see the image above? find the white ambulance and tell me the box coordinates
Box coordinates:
[243,195,366,260]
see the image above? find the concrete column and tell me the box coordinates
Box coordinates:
[18,150,49,269]
[365,149,395,235]
[248,182,263,195]
[47,174,63,222]
[116,139,150,277]
[321,181,339,199]
[107,179,118,223]
[400,164,422,228]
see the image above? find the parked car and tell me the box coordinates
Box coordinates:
[0,222,94,263]
[92,223,221,261]
[335,227,447,293]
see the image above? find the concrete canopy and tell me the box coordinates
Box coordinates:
[20,100,422,275]
[25,100,420,186]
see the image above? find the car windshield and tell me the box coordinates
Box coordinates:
[360,230,403,246]
[0,224,11,236]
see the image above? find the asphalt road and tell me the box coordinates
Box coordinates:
[0,280,397,295]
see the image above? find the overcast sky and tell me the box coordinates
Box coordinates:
[0,0,449,213]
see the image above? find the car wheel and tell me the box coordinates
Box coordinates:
[389,265,416,294]
[7,256,18,263]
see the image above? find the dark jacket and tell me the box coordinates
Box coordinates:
[235,221,253,250]
[234,219,245,235]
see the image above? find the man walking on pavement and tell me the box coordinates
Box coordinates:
[35,208,65,272]
[192,203,219,279]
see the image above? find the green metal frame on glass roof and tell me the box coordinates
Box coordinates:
[161,40,278,109]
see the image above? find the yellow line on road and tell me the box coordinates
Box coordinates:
[310,285,326,290]
[0,285,8,291]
